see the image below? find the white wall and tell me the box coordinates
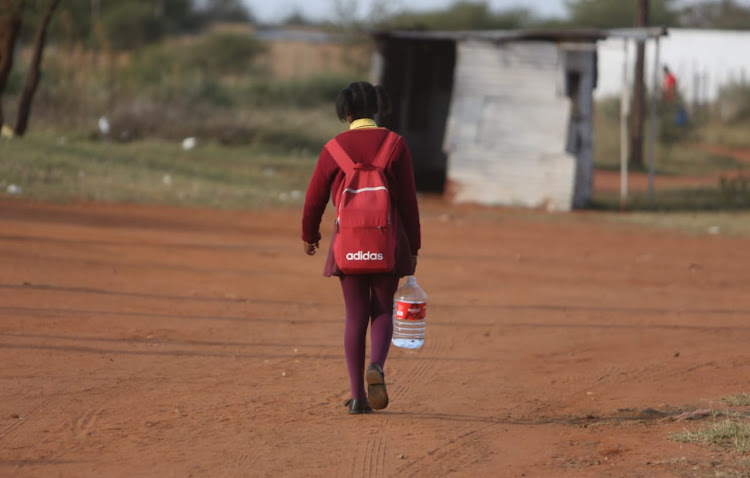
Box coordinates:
[444,41,576,211]
[597,29,750,102]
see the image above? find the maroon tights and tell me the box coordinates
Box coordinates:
[339,274,400,400]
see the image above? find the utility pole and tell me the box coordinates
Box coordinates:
[629,0,649,169]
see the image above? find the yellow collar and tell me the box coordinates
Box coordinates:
[349,118,378,130]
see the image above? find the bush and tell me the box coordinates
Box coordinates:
[10,27,355,141]
[717,82,750,124]
[235,74,352,108]
[383,2,535,30]
[124,34,266,87]
[118,34,267,108]
[100,3,164,51]
[659,96,692,144]
[719,173,750,206]
[189,33,267,76]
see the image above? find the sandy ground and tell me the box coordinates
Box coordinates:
[1,198,749,477]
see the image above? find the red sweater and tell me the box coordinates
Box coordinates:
[302,127,421,257]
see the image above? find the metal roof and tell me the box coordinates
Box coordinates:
[374,27,667,43]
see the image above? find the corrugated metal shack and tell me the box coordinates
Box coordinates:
[372,30,605,211]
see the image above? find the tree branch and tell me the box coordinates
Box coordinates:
[0,0,26,131]
[15,0,60,136]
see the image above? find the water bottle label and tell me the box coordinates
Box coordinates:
[395,300,426,321]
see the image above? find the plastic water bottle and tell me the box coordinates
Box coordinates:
[391,276,427,349]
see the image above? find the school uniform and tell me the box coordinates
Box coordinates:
[302,119,421,277]
[301,118,421,410]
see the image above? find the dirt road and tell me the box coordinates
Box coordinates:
[1,198,748,477]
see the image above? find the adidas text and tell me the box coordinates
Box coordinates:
[346,251,384,261]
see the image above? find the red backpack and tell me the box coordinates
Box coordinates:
[325,131,400,275]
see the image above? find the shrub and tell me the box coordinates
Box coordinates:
[100,3,164,51]
[123,34,266,92]
[719,173,750,206]
[717,82,750,124]
[189,33,267,76]
[235,74,353,108]
[659,96,692,144]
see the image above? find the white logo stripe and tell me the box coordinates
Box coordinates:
[342,186,388,194]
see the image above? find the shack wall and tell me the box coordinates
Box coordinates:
[444,40,577,210]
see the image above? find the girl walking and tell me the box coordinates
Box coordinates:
[301,81,421,414]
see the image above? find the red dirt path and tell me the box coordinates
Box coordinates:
[1,198,749,477]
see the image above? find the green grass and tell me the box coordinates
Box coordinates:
[601,210,750,237]
[3,92,750,240]
[2,131,314,209]
[592,97,750,218]
[695,120,750,150]
[669,394,750,455]
[4,125,750,237]
[591,184,750,212]
[0,105,346,209]
[594,134,746,177]
[593,102,749,177]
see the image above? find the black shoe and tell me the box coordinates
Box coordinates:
[344,398,372,415]
[366,363,389,410]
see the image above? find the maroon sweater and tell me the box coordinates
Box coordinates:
[302,127,421,274]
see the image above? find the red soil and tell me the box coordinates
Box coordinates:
[1,198,749,477]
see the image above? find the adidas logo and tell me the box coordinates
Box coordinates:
[346,251,384,261]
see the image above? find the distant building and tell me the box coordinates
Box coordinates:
[372,30,605,211]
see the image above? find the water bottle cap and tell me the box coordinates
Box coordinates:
[406,275,418,286]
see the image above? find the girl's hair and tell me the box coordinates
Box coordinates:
[335,81,393,122]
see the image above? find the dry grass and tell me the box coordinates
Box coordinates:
[259,40,371,80]
[722,394,750,407]
[0,107,344,209]
[670,418,750,453]
[595,210,750,237]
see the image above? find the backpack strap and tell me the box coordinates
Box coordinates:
[325,138,355,175]
[325,131,400,173]
[371,131,400,170]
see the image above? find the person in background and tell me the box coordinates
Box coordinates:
[663,65,677,102]
[301,81,421,415]
[663,65,689,127]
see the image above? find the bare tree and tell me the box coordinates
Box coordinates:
[15,0,60,136]
[332,0,360,30]
[0,0,60,136]
[0,0,26,130]
[367,0,403,28]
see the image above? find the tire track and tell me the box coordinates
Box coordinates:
[386,334,441,405]
[397,422,501,476]
[1,356,165,459]
[364,437,387,478]
[343,437,387,478]
[390,335,498,476]
[74,407,103,439]
[0,387,67,441]
[392,334,444,402]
